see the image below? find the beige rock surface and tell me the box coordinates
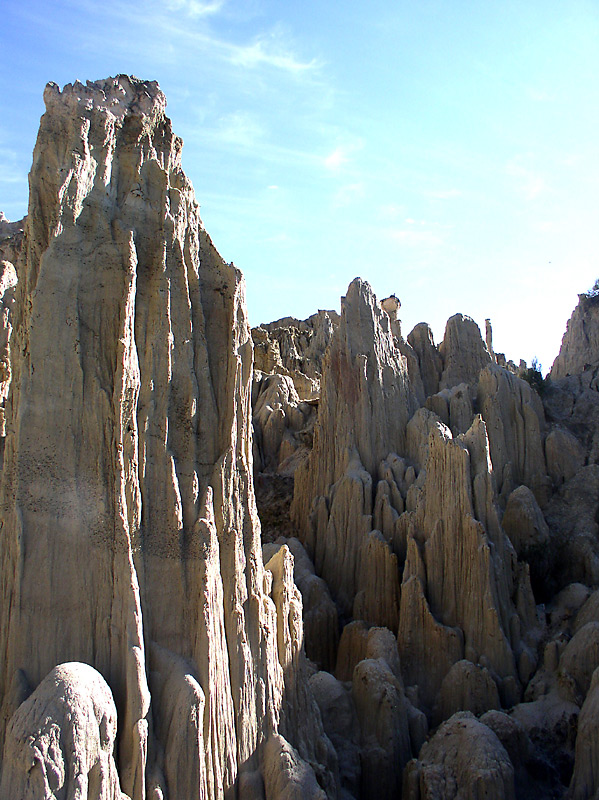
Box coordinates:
[477,364,549,503]
[292,278,417,618]
[407,322,442,399]
[425,382,473,435]
[545,427,586,487]
[544,465,599,588]
[252,372,315,474]
[502,485,551,559]
[432,659,501,726]
[0,259,17,447]
[252,309,339,401]
[558,622,599,705]
[403,711,515,800]
[0,75,333,798]
[574,589,599,633]
[551,292,599,380]
[309,671,361,798]
[335,621,370,683]
[569,666,599,799]
[0,212,25,242]
[262,733,327,800]
[398,418,534,712]
[263,537,339,672]
[502,485,552,593]
[439,313,492,392]
[511,692,579,784]
[0,663,124,800]
[352,658,412,800]
[263,544,339,797]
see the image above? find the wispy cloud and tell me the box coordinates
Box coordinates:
[526,87,555,103]
[332,182,365,208]
[324,138,364,171]
[57,0,321,77]
[325,147,350,170]
[423,188,463,200]
[165,0,225,16]
[227,35,319,73]
[0,145,26,185]
[385,227,443,247]
[506,157,547,200]
[216,112,265,147]
[378,203,406,220]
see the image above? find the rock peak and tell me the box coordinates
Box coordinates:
[43,74,166,122]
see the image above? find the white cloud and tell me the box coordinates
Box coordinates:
[386,228,443,247]
[61,0,320,77]
[227,36,319,73]
[0,145,25,185]
[526,87,555,103]
[506,158,547,200]
[217,112,264,147]
[324,138,364,171]
[165,0,225,16]
[325,146,350,170]
[424,188,463,200]
[378,203,406,220]
[332,182,365,208]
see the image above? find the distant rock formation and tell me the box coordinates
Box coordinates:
[551,290,599,380]
[252,309,338,400]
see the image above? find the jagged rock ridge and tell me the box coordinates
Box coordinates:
[255,274,599,799]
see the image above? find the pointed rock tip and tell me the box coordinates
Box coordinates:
[342,277,375,308]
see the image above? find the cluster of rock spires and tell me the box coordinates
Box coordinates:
[1,75,599,799]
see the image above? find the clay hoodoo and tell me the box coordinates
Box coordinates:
[275,272,599,798]
[0,76,334,799]
[4,73,599,800]
[290,277,539,712]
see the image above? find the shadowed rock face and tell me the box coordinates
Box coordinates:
[0,76,333,799]
[404,712,516,800]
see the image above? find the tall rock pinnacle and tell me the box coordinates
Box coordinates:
[0,76,333,799]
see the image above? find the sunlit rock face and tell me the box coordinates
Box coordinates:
[0,75,334,799]
[6,72,599,800]
[551,291,599,381]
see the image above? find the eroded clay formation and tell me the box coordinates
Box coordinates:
[255,278,599,797]
[1,74,599,800]
[0,76,334,800]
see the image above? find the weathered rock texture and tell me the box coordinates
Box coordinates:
[291,278,417,619]
[0,663,124,800]
[404,712,515,800]
[6,73,599,800]
[252,309,338,401]
[252,372,316,475]
[290,279,542,725]
[0,76,332,799]
[439,313,492,392]
[551,291,599,380]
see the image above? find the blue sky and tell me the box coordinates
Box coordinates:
[1,0,598,371]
